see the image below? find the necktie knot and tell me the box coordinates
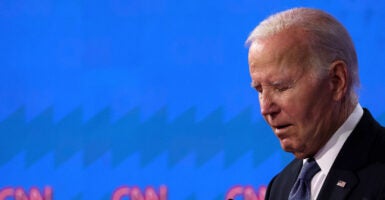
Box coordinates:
[298,158,320,181]
[288,158,320,200]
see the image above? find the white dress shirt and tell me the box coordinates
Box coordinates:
[308,104,364,200]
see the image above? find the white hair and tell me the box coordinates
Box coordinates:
[246,7,359,102]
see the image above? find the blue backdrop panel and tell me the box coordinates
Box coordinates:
[1,0,385,199]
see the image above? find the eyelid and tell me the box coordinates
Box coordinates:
[255,85,263,93]
[273,82,292,92]
[251,82,262,91]
[251,81,293,93]
[276,85,290,92]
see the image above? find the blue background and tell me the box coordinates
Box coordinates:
[1,0,385,199]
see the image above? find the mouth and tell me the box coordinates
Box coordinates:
[272,124,292,134]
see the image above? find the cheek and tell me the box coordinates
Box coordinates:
[279,94,307,118]
[280,91,320,128]
[289,93,333,138]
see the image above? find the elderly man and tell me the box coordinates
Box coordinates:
[246,8,385,200]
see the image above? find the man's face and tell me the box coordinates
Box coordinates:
[248,33,339,159]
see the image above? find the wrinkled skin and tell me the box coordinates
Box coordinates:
[248,30,351,159]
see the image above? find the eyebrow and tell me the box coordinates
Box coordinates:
[250,81,258,88]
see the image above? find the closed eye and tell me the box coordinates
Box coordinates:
[251,82,263,93]
[254,85,263,93]
[276,85,290,92]
[251,81,293,94]
[272,81,293,92]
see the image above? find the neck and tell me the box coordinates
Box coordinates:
[338,95,357,125]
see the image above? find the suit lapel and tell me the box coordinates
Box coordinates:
[279,159,303,199]
[317,169,358,199]
[317,109,377,199]
[267,109,383,200]
[266,159,302,199]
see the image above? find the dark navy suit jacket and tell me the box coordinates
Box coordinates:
[265,109,385,200]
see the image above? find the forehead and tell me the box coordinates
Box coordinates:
[248,31,310,82]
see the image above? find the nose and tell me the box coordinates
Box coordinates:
[259,92,280,117]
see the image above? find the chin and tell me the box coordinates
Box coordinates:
[281,144,308,159]
[292,152,308,159]
[280,141,295,152]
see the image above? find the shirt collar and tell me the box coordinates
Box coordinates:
[311,104,363,175]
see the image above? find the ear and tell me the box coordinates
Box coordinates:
[328,60,348,101]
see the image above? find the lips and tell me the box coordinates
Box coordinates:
[275,124,291,129]
[271,122,291,129]
[271,123,292,134]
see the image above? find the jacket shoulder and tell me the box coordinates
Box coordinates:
[265,159,301,200]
